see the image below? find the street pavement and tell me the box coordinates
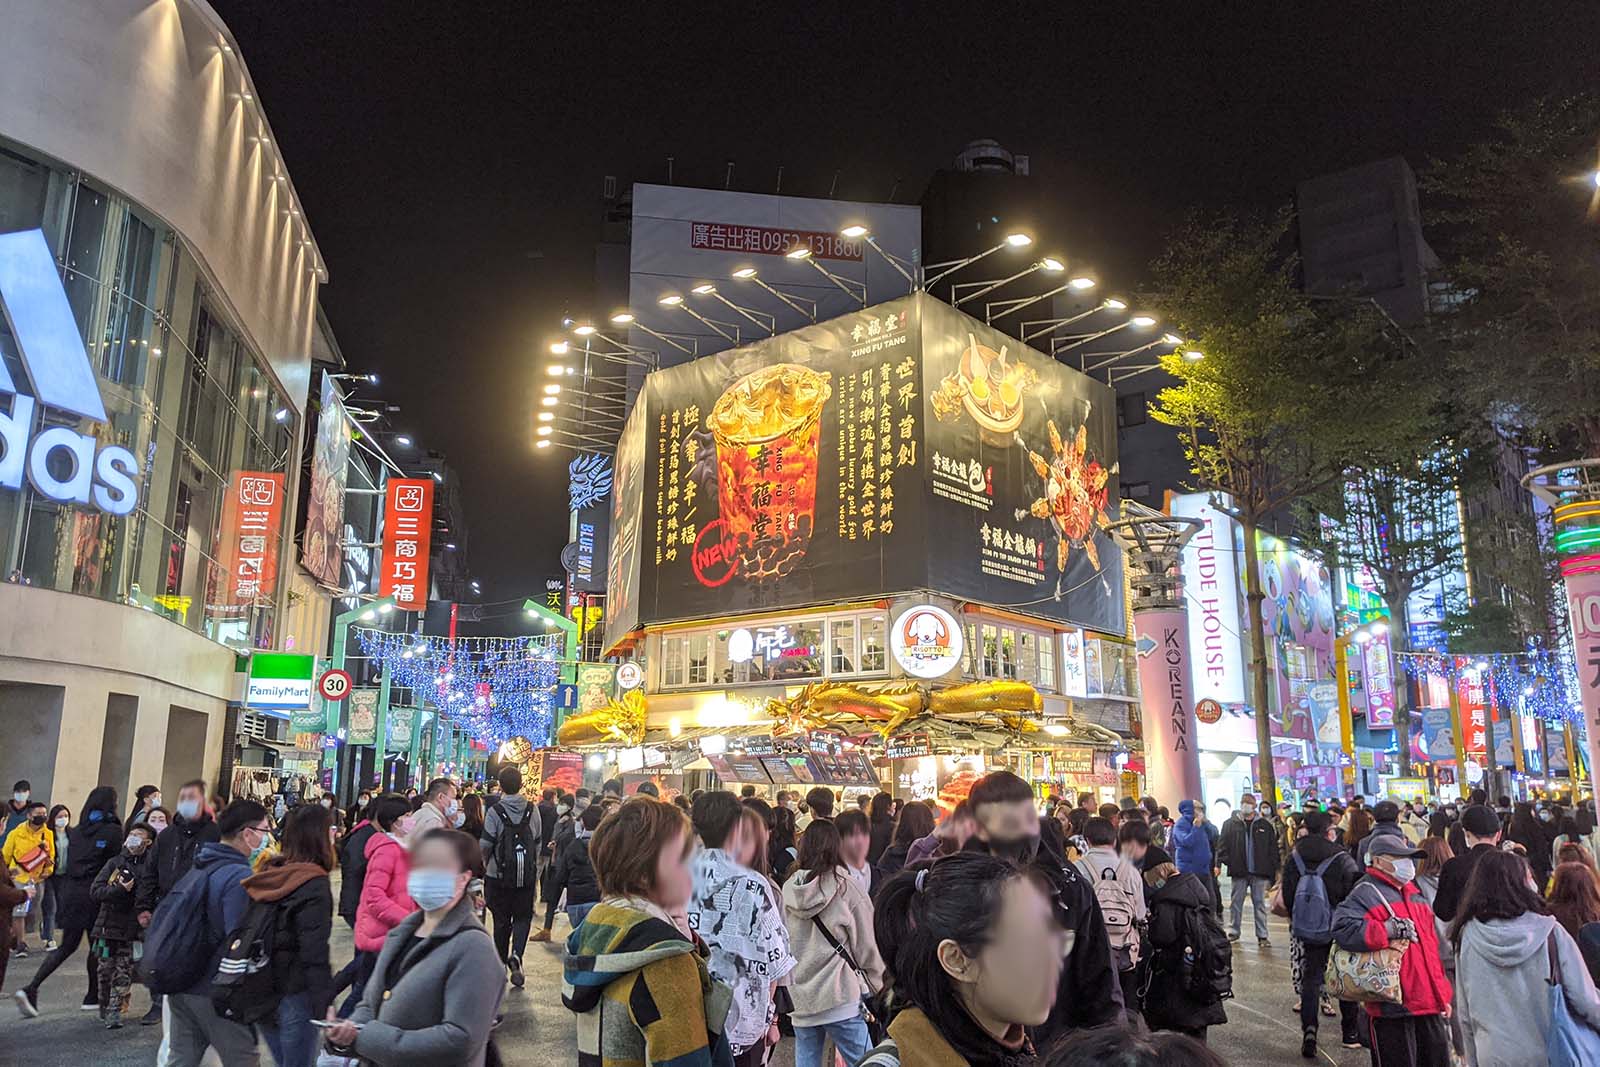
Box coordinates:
[0,899,1372,1066]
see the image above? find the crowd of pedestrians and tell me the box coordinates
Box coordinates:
[10,769,1600,1066]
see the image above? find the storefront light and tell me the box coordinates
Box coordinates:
[700,734,728,755]
[540,396,558,407]
[586,754,605,771]
[550,341,569,355]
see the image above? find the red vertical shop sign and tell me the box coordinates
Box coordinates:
[213,471,285,614]
[380,479,433,611]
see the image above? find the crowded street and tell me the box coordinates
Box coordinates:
[6,3,1600,1066]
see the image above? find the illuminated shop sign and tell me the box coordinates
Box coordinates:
[1172,493,1245,705]
[726,625,820,663]
[0,228,139,516]
[890,604,964,679]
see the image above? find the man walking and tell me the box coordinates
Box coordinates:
[1282,811,1364,1057]
[1219,794,1279,946]
[408,777,457,837]
[480,767,539,988]
[137,779,219,1028]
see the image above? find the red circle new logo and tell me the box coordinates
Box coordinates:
[691,518,739,588]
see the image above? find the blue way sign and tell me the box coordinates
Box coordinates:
[556,684,579,710]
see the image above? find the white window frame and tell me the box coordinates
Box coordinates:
[657,608,890,690]
[966,617,1065,694]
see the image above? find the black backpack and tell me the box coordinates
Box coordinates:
[1180,902,1234,1004]
[211,897,282,1023]
[489,801,538,888]
[141,864,222,996]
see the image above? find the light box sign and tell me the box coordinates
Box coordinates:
[379,478,433,611]
[1171,493,1246,706]
[212,471,285,617]
[248,652,316,710]
[302,377,351,586]
[1364,633,1397,729]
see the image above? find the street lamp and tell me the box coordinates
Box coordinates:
[985,274,1097,325]
[689,283,776,336]
[950,256,1067,308]
[729,267,818,322]
[1018,299,1129,343]
[659,292,740,342]
[921,232,1032,292]
[838,224,916,286]
[785,246,866,305]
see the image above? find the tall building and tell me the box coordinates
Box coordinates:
[0,0,328,805]
[919,139,1038,303]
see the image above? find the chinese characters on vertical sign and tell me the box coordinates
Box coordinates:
[380,478,433,611]
[214,472,284,615]
[837,312,916,545]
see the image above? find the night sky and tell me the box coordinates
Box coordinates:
[209,2,1599,607]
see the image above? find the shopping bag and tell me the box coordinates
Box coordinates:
[1546,932,1600,1067]
[1323,885,1406,1005]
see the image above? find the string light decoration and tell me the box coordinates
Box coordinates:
[1398,650,1584,726]
[354,627,564,744]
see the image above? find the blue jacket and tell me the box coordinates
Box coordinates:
[182,841,252,996]
[1170,800,1214,878]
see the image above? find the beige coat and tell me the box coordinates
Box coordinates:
[781,866,886,1029]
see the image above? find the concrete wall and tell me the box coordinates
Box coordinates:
[0,583,235,813]
[0,0,324,410]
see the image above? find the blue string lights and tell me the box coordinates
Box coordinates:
[1398,649,1584,726]
[354,627,564,745]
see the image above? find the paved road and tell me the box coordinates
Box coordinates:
[0,902,1373,1066]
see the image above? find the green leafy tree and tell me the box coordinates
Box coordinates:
[1423,95,1600,456]
[1149,209,1414,803]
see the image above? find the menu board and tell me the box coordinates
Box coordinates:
[884,732,932,759]
[707,754,773,786]
[759,756,802,784]
[610,293,1125,647]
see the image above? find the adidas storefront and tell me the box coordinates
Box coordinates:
[0,1,325,808]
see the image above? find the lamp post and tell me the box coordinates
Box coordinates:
[839,224,916,287]
[1106,500,1205,807]
[921,232,1032,293]
[784,247,866,305]
[729,267,818,322]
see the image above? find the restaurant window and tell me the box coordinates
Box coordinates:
[968,618,1062,693]
[663,610,889,689]
[981,625,1000,677]
[830,619,856,674]
[1038,634,1056,691]
[861,615,887,672]
[663,636,686,687]
[687,633,710,685]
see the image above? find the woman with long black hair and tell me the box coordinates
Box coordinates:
[873,801,935,882]
[861,851,1069,1066]
[14,785,122,1018]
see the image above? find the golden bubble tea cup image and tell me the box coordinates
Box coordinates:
[707,363,832,581]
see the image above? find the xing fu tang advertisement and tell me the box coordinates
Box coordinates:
[606,293,1124,643]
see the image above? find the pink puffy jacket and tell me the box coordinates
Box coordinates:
[353,832,415,952]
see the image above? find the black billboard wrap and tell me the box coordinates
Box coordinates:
[604,293,1123,651]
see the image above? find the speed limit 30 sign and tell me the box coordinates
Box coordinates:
[318,669,353,702]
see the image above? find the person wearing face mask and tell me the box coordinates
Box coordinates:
[124,784,161,835]
[148,799,270,1064]
[39,804,72,951]
[135,779,219,1026]
[1138,857,1231,1043]
[325,828,505,1066]
[1331,834,1453,1066]
[3,801,55,956]
[330,793,382,1008]
[861,851,1070,1066]
[1076,817,1147,1018]
[1217,794,1280,947]
[481,767,540,982]
[563,798,733,1066]
[15,787,121,1018]
[961,770,1122,1045]
[1450,848,1600,1067]
[1280,811,1363,1057]
[3,779,35,840]
[535,788,589,942]
[348,794,417,1015]
[88,822,156,1027]
[346,791,373,833]
[1507,801,1553,890]
[407,777,459,840]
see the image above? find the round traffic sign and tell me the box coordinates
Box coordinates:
[318,668,353,701]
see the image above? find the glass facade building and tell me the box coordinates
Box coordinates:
[0,135,296,649]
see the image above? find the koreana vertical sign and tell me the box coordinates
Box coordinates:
[1135,609,1203,805]
[1565,568,1600,795]
[380,479,433,611]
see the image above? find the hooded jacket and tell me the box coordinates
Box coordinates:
[549,826,600,908]
[1355,819,1407,869]
[338,820,377,922]
[1169,800,1214,878]
[1280,833,1363,927]
[782,866,885,1029]
[479,794,533,882]
[1456,911,1600,1067]
[56,811,125,929]
[1331,867,1453,1018]
[347,894,506,1067]
[562,900,735,1067]
[355,832,415,952]
[1142,870,1229,1031]
[688,848,795,1053]
[136,810,220,912]
[90,844,151,941]
[243,860,335,1015]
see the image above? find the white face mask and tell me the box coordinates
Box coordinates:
[54,816,69,829]
[320,799,334,808]
[13,792,28,805]
[1388,859,1416,883]
[147,819,168,833]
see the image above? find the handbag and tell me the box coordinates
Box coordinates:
[1268,883,1289,918]
[810,915,885,1043]
[1546,930,1600,1067]
[15,844,49,875]
[1323,884,1408,1005]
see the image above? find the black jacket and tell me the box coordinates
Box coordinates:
[1143,871,1229,1030]
[1217,815,1281,879]
[58,813,125,929]
[549,833,600,907]
[875,841,913,882]
[241,865,336,1017]
[867,815,894,867]
[537,800,558,853]
[137,811,220,911]
[90,849,150,942]
[1431,842,1496,924]
[962,836,1122,1044]
[1281,835,1363,920]
[338,821,377,922]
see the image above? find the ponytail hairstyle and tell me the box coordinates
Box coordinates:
[873,851,1048,1029]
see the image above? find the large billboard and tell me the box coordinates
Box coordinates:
[627,184,922,361]
[606,293,1123,646]
[302,376,351,587]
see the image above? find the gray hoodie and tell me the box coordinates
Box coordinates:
[1455,911,1600,1067]
[479,794,532,881]
[782,867,886,1029]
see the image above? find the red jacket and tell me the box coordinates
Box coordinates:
[1331,867,1453,1018]
[353,832,414,952]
